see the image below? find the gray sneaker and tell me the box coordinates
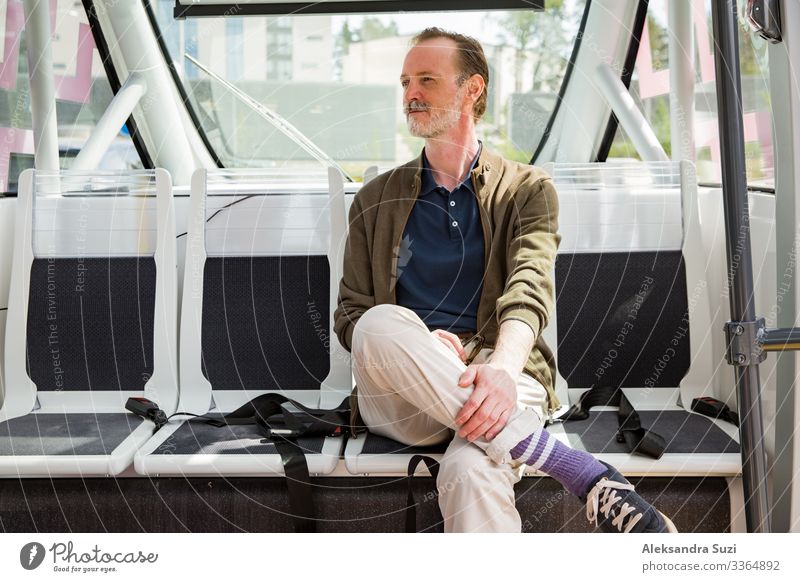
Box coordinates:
[583,462,678,533]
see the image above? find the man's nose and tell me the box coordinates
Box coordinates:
[404,80,423,101]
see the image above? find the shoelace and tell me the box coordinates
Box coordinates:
[586,478,644,533]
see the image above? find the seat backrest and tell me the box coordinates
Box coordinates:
[1,170,178,420]
[179,169,350,414]
[547,161,712,406]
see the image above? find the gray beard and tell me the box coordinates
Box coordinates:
[406,103,463,139]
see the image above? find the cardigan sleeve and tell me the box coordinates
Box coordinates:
[333,191,376,351]
[495,175,561,340]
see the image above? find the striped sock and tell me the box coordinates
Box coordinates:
[510,428,607,498]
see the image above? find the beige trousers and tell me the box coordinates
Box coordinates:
[351,304,548,533]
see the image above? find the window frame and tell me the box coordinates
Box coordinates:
[173,1,545,19]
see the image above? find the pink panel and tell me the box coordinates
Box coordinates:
[695,111,773,183]
[636,1,715,99]
[694,0,716,83]
[0,0,24,90]
[50,0,95,103]
[0,125,34,191]
[635,15,670,100]
[54,22,94,103]
[2,0,95,101]
[743,110,774,177]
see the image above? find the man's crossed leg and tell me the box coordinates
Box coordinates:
[352,304,676,533]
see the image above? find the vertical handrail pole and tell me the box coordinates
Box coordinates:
[23,0,59,171]
[710,0,771,532]
[668,0,695,162]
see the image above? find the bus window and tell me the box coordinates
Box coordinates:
[0,1,143,194]
[152,0,587,179]
[605,0,774,190]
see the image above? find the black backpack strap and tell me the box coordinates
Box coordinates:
[561,386,666,460]
[405,454,442,533]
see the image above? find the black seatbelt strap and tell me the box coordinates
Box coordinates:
[405,454,442,533]
[204,394,349,534]
[201,393,350,438]
[273,437,317,533]
[560,386,666,459]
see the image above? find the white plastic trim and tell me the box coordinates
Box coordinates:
[177,168,214,415]
[0,169,37,421]
[134,433,342,477]
[145,168,180,414]
[363,166,379,185]
[321,168,353,407]
[678,161,716,405]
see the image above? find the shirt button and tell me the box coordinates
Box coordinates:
[451,221,458,227]
[449,200,456,207]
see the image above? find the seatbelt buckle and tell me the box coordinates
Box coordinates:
[125,397,168,430]
[691,396,734,421]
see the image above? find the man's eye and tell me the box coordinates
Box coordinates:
[401,80,409,88]
[421,77,433,83]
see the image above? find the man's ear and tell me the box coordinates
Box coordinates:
[467,74,485,104]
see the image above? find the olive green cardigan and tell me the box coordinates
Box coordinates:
[333,148,562,411]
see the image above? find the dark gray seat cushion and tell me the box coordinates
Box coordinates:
[0,413,143,456]
[358,432,450,455]
[354,410,738,457]
[560,410,739,454]
[151,417,326,455]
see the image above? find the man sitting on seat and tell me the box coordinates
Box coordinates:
[334,27,676,534]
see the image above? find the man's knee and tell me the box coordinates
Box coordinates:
[352,304,417,354]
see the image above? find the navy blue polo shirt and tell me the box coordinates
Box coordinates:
[395,149,485,333]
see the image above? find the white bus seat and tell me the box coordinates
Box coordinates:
[0,169,178,477]
[541,161,739,477]
[134,168,345,476]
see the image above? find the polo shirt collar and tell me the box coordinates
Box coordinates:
[420,143,482,196]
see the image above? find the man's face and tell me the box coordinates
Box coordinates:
[400,38,468,139]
